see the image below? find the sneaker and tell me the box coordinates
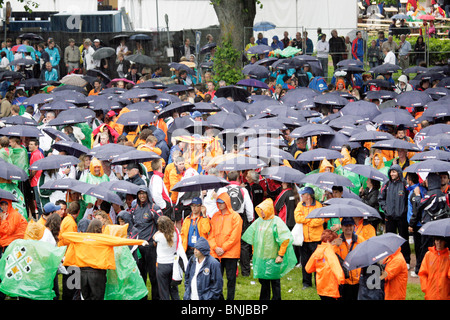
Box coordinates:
[410,271,418,278]
[407,263,410,270]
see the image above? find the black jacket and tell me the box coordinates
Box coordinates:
[378,165,408,220]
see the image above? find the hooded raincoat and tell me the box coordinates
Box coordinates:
[0,199,27,248]
[242,198,297,280]
[378,164,408,220]
[418,245,450,300]
[382,247,408,300]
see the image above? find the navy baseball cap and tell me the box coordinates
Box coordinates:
[341,217,355,226]
[299,186,315,195]
[44,202,61,214]
[190,197,202,205]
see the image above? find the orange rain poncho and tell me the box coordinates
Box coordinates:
[0,199,28,248]
[382,247,408,300]
[418,246,450,300]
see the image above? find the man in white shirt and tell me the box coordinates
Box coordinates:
[316,33,330,79]
[150,158,173,217]
[383,47,396,65]
[82,39,96,71]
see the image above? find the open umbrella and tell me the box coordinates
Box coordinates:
[51,141,89,157]
[297,148,344,162]
[253,21,276,31]
[215,156,267,171]
[22,93,54,106]
[300,172,354,188]
[0,188,18,202]
[87,143,136,161]
[110,149,161,165]
[99,180,142,195]
[83,184,123,205]
[29,155,80,171]
[290,124,335,138]
[0,159,28,181]
[206,111,245,129]
[343,233,406,270]
[246,44,273,55]
[365,90,398,101]
[343,164,388,182]
[410,149,450,162]
[324,197,380,217]
[129,34,152,41]
[419,133,450,148]
[125,54,156,66]
[163,84,194,94]
[1,115,38,126]
[244,146,295,165]
[40,100,77,111]
[41,127,72,142]
[371,139,420,152]
[418,218,450,237]
[215,85,250,102]
[9,58,36,66]
[395,91,433,108]
[168,62,195,75]
[306,204,381,219]
[0,125,42,137]
[314,92,349,107]
[372,111,417,127]
[370,63,401,74]
[18,33,44,41]
[404,159,450,173]
[40,178,90,193]
[239,137,286,150]
[92,47,115,60]
[171,175,230,192]
[242,64,270,79]
[260,166,305,184]
[115,110,156,126]
[339,100,381,121]
[237,78,269,89]
[349,130,395,142]
[48,109,93,126]
[192,102,221,113]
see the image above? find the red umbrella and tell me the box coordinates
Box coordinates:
[418,14,435,20]
[107,78,135,88]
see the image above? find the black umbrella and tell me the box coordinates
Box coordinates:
[110,149,161,165]
[300,172,354,188]
[337,59,364,68]
[327,115,363,130]
[419,133,450,148]
[134,81,167,89]
[246,44,272,55]
[365,90,398,100]
[192,102,221,113]
[129,34,152,41]
[99,180,142,195]
[290,124,335,138]
[349,130,395,142]
[120,88,160,100]
[404,159,450,173]
[241,118,288,131]
[260,166,305,184]
[40,178,90,192]
[0,125,42,137]
[324,197,380,217]
[116,110,156,126]
[51,141,89,157]
[403,66,428,74]
[0,188,18,202]
[239,137,287,150]
[0,159,28,181]
[40,100,77,111]
[1,115,38,126]
[126,101,159,112]
[369,63,401,74]
[9,58,37,66]
[339,100,381,121]
[157,101,194,119]
[424,87,449,100]
[215,156,267,171]
[242,64,270,79]
[317,132,361,150]
[125,54,156,66]
[364,78,396,89]
[418,218,450,237]
[18,33,44,41]
[416,123,450,138]
[41,127,72,142]
[92,47,115,60]
[0,70,24,81]
[215,85,251,102]
[371,139,420,152]
[171,175,230,192]
[47,109,93,126]
[29,155,80,171]
[342,164,388,182]
[281,87,319,106]
[214,99,247,118]
[314,92,349,107]
[87,143,136,161]
[154,92,182,103]
[395,91,433,108]
[206,111,246,129]
[306,204,381,219]
[168,62,195,75]
[421,102,450,119]
[51,90,88,104]
[88,96,124,111]
[22,93,54,106]
[200,42,217,54]
[83,184,123,205]
[244,146,295,165]
[410,149,450,161]
[372,111,417,127]
[297,148,344,162]
[163,84,194,94]
[343,233,406,270]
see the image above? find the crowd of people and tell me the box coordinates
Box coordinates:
[0,19,449,303]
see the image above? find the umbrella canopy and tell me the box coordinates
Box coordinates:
[22,93,54,106]
[110,149,161,165]
[349,130,395,142]
[324,197,380,217]
[171,175,230,192]
[237,78,269,89]
[116,110,156,126]
[339,100,381,121]
[215,156,267,171]
[40,100,77,111]
[0,125,42,137]
[416,123,450,138]
[51,141,89,157]
[410,149,450,162]
[40,178,90,193]
[206,111,246,129]
[253,21,276,31]
[260,166,306,184]
[239,137,286,150]
[300,172,354,188]
[157,101,194,119]
[163,84,194,94]
[314,92,349,107]
[129,33,152,41]
[92,47,115,60]
[215,85,251,102]
[317,132,361,151]
[297,148,344,162]
[343,233,406,270]
[41,127,72,142]
[18,33,44,41]
[365,90,398,101]
[290,124,335,138]
[168,62,195,75]
[372,111,417,127]
[99,180,142,195]
[1,115,38,126]
[29,155,80,171]
[87,143,136,161]
[83,184,123,205]
[0,188,18,202]
[120,88,160,99]
[47,109,93,126]
[60,74,88,87]
[369,63,401,74]
[342,164,388,182]
[395,91,433,108]
[125,54,156,66]
[9,58,37,66]
[418,218,450,237]
[306,204,381,219]
[0,159,28,181]
[192,102,221,113]
[403,66,429,75]
[404,159,450,173]
[371,139,420,152]
[242,64,270,79]
[419,133,450,148]
[246,44,273,55]
[244,146,295,165]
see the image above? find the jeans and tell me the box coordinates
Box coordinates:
[259,279,281,300]
[385,216,411,264]
[300,241,320,287]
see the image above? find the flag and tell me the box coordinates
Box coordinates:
[0,239,66,300]
[104,246,148,300]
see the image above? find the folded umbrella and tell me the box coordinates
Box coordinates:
[342,164,388,182]
[418,218,450,237]
[343,233,406,270]
[260,166,305,184]
[171,175,230,192]
[29,155,80,171]
[0,159,28,181]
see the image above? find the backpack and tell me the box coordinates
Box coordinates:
[423,193,450,221]
[226,185,245,214]
[295,70,310,87]
[308,76,328,93]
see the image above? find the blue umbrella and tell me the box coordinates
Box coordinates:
[116,110,156,126]
[306,204,381,219]
[163,84,194,94]
[395,90,433,108]
[83,184,123,205]
[157,101,195,119]
[0,125,42,137]
[337,59,364,68]
[318,132,361,150]
[237,78,269,89]
[129,33,151,41]
[239,137,287,150]
[365,90,398,100]
[253,21,276,32]
[419,133,450,148]
[40,100,77,111]
[1,115,38,126]
[48,109,94,126]
[87,143,136,161]
[410,149,450,161]
[99,180,142,195]
[51,140,89,157]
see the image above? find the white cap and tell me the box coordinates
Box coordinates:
[94,39,100,43]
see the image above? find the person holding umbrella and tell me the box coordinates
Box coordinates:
[380,246,408,300]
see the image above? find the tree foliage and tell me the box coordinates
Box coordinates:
[212,32,244,85]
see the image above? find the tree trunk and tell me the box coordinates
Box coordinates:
[212,0,256,67]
